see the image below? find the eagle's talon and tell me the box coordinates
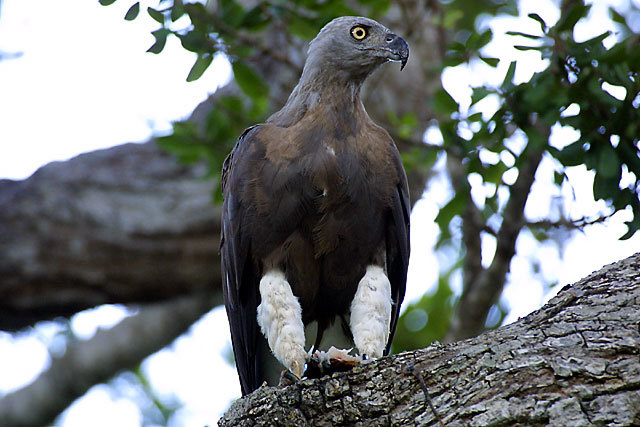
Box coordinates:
[278,369,301,387]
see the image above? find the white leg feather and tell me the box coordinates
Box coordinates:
[256,269,306,378]
[350,265,392,358]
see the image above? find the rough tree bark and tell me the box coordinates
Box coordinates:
[220,253,640,426]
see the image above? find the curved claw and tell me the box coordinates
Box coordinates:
[278,369,300,387]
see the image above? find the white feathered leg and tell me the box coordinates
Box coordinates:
[350,265,392,358]
[256,269,307,378]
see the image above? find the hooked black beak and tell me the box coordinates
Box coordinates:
[386,34,409,70]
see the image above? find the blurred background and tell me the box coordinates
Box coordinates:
[1,0,639,425]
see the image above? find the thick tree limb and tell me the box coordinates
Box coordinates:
[0,293,218,427]
[220,252,640,426]
[0,142,222,331]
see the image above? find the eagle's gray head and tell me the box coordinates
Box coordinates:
[305,16,409,83]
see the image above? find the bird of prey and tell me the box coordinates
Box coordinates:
[221,16,410,396]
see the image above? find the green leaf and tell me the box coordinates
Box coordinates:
[147,7,165,25]
[219,0,245,27]
[468,29,493,50]
[609,8,627,27]
[501,61,516,88]
[171,0,185,22]
[467,112,483,122]
[597,146,620,178]
[99,0,117,5]
[514,45,541,51]
[556,2,591,33]
[620,224,638,240]
[179,32,208,53]
[553,141,585,167]
[433,88,459,115]
[232,61,269,99]
[484,162,508,185]
[435,192,467,235]
[241,5,269,30]
[471,86,492,106]
[187,54,214,82]
[506,31,541,40]
[528,13,547,31]
[479,56,499,67]
[443,52,466,67]
[124,2,140,21]
[288,15,320,39]
[593,173,619,201]
[576,31,611,50]
[147,29,171,54]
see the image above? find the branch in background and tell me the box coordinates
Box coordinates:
[0,142,222,331]
[461,193,485,295]
[527,214,612,230]
[446,124,549,342]
[0,293,218,427]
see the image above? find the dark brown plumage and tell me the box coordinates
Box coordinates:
[221,16,410,396]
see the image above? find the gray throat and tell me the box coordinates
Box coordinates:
[267,55,369,128]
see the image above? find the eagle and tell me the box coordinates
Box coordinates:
[221,16,410,396]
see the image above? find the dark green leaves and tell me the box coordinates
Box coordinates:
[501,61,516,89]
[124,2,140,21]
[479,56,500,67]
[147,29,171,54]
[433,88,459,115]
[99,0,117,5]
[232,61,269,99]
[187,54,214,82]
[147,7,165,25]
[528,13,547,31]
[556,1,591,33]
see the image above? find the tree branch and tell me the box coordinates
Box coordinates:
[0,142,222,331]
[0,293,218,427]
[527,214,612,231]
[447,132,548,342]
[220,252,640,425]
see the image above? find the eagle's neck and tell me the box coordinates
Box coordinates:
[268,62,370,128]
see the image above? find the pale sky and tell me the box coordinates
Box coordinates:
[0,0,638,425]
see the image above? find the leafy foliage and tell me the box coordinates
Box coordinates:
[435,1,640,254]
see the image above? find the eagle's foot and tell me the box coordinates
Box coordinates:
[361,353,375,364]
[278,369,300,388]
[304,346,363,378]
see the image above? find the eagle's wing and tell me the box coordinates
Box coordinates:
[221,126,263,396]
[385,147,411,354]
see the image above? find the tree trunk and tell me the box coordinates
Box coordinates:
[220,253,640,426]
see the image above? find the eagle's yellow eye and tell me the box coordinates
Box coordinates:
[351,26,367,40]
